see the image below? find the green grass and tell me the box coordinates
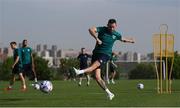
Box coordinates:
[0,80,180,107]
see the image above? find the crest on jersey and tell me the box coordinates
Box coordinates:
[112,35,116,39]
[99,60,103,63]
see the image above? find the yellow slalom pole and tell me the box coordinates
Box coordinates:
[160,33,163,94]
[153,37,160,93]
[169,57,174,93]
[169,35,174,94]
[165,32,169,93]
[154,57,160,93]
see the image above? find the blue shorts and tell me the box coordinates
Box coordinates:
[23,63,33,77]
[80,64,88,70]
[91,53,110,68]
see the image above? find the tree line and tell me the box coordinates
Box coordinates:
[0,52,180,80]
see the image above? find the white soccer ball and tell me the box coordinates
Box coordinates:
[40,80,53,93]
[31,83,40,90]
[34,83,40,90]
[137,83,144,90]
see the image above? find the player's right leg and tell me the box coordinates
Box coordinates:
[78,74,83,86]
[86,74,90,86]
[109,64,116,84]
[5,74,16,91]
[111,71,116,84]
[19,73,27,91]
[73,61,100,75]
[5,67,18,91]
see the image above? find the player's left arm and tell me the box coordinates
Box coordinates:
[77,53,81,59]
[12,56,19,69]
[120,37,135,43]
[86,53,92,58]
[12,49,20,69]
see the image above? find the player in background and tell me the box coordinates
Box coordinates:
[108,52,118,84]
[5,41,26,91]
[77,48,91,86]
[74,19,135,100]
[21,39,37,82]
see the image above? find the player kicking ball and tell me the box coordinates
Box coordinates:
[5,42,27,91]
[74,19,135,100]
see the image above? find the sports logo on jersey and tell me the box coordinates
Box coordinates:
[27,49,30,52]
[99,60,103,63]
[112,35,116,40]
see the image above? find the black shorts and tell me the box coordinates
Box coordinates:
[12,65,23,74]
[91,53,110,68]
[80,65,88,70]
[79,66,88,77]
[23,64,33,76]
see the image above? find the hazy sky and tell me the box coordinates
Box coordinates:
[0,0,179,53]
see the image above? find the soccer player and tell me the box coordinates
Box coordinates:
[108,52,118,84]
[5,42,26,91]
[21,39,37,82]
[73,19,135,100]
[77,48,91,86]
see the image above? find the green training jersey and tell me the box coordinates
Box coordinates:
[93,26,122,57]
[21,47,32,64]
[13,48,23,68]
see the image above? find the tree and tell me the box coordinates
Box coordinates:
[0,54,56,80]
[0,57,13,80]
[59,58,79,80]
[33,54,54,80]
[129,63,156,79]
[171,51,180,79]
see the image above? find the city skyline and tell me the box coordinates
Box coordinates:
[0,43,154,67]
[0,0,179,53]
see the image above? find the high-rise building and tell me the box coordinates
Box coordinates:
[52,45,57,51]
[50,45,58,57]
[133,52,141,63]
[124,51,134,62]
[36,44,41,52]
[43,44,48,51]
[42,50,53,67]
[57,50,62,57]
[3,47,13,57]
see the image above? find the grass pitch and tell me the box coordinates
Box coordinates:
[0,80,180,107]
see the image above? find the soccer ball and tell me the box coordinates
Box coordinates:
[137,83,144,90]
[31,83,40,90]
[40,80,53,93]
[34,83,40,90]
